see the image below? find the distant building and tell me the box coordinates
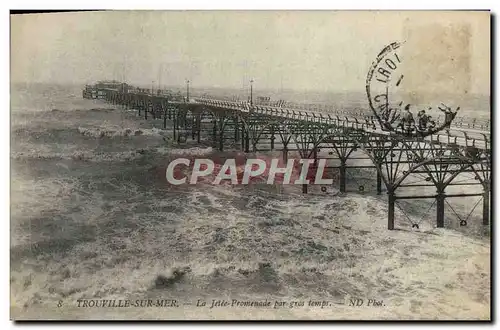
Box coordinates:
[94,80,124,90]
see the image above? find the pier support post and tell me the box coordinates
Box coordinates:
[283,147,288,163]
[163,103,168,129]
[173,113,177,141]
[241,129,245,150]
[483,183,490,226]
[234,118,239,142]
[376,170,382,195]
[212,119,217,145]
[388,190,395,230]
[302,184,308,194]
[339,159,346,193]
[191,116,196,140]
[244,131,250,153]
[219,121,224,151]
[197,114,201,143]
[270,125,275,150]
[436,188,445,228]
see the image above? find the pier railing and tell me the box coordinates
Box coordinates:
[193,97,490,151]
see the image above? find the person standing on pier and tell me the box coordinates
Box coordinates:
[439,104,460,134]
[417,109,430,132]
[397,104,414,134]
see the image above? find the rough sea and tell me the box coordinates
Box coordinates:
[10,83,490,320]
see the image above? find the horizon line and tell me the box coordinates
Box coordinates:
[11,81,491,97]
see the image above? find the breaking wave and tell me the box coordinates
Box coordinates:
[164,146,214,156]
[11,149,145,162]
[77,126,166,138]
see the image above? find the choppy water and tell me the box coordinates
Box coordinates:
[10,83,490,320]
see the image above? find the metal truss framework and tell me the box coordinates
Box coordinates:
[88,88,491,231]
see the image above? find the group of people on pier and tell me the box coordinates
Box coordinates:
[388,103,459,135]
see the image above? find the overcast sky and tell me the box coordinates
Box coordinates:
[11,10,490,94]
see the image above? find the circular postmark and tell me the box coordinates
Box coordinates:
[366,41,459,137]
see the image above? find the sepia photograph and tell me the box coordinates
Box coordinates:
[10,10,491,320]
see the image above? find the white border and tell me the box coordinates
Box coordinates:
[4,0,498,10]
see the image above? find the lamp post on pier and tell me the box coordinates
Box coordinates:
[250,79,254,105]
